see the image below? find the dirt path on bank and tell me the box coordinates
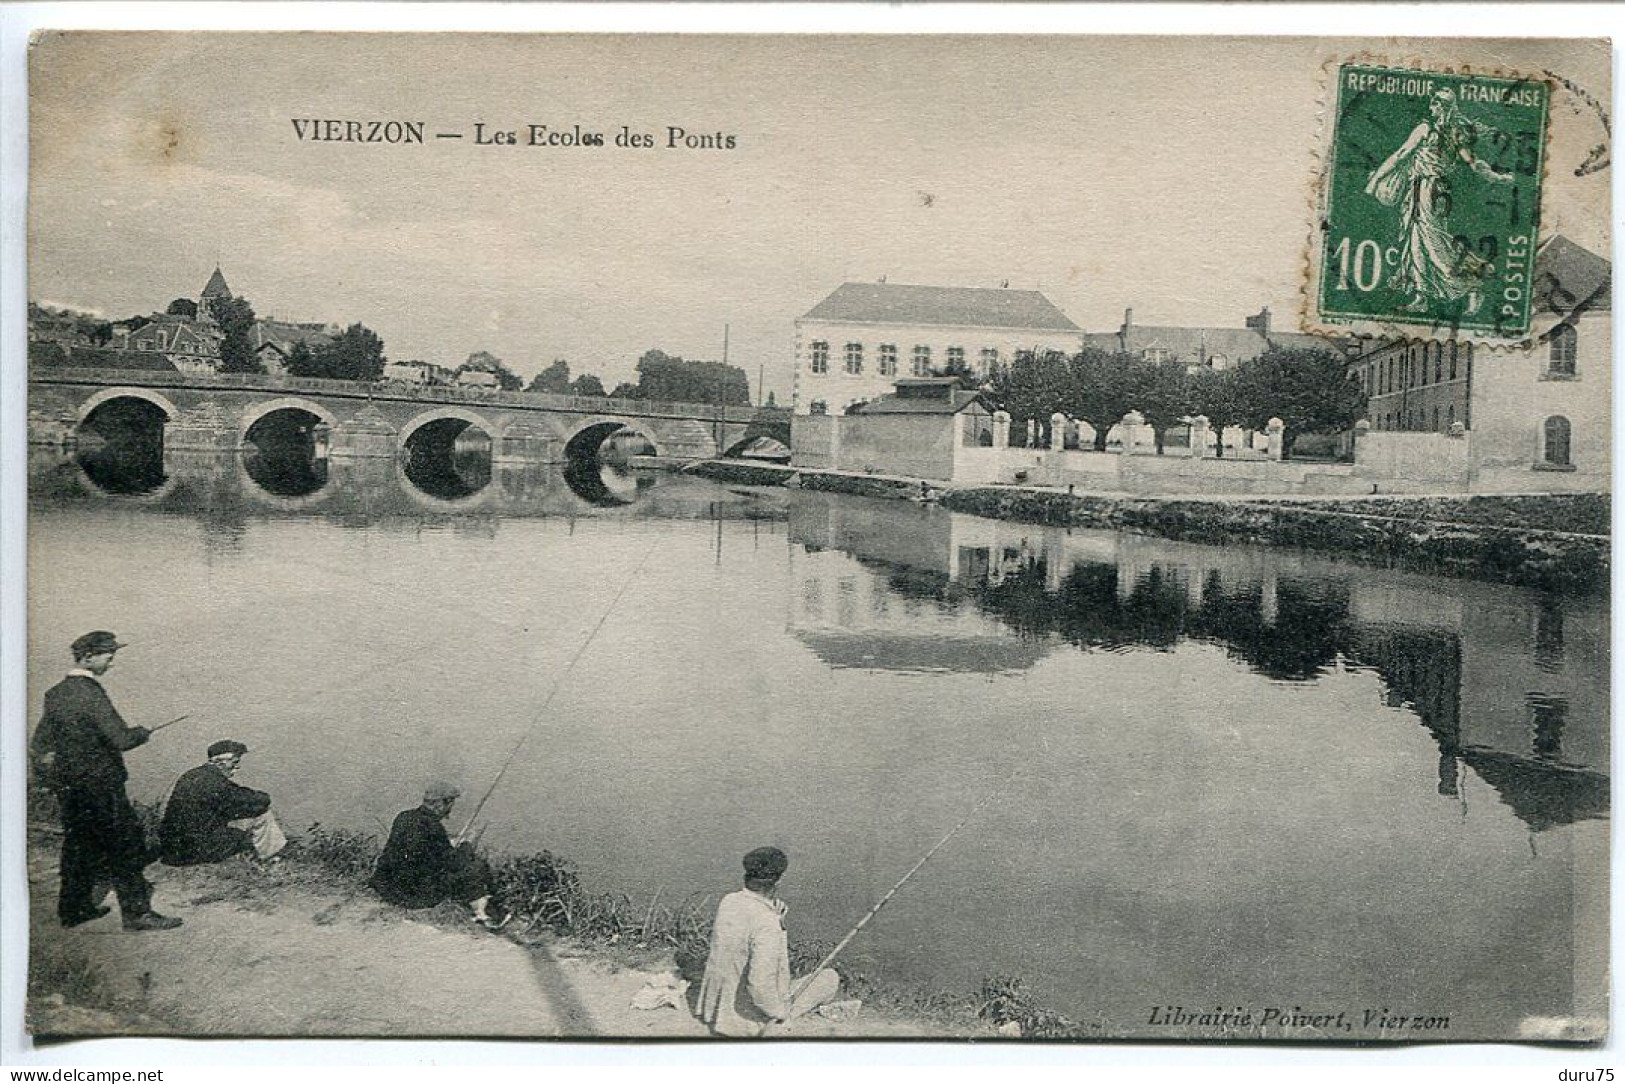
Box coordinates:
[26,837,947,1041]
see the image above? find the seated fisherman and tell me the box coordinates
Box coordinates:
[696,846,841,1037]
[159,740,287,866]
[369,782,506,928]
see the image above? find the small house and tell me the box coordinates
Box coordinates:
[792,377,992,481]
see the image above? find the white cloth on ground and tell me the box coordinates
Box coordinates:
[230,810,287,858]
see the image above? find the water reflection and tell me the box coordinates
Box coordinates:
[27,454,1607,1032]
[242,447,329,498]
[404,441,492,500]
[786,494,1609,831]
[562,456,652,506]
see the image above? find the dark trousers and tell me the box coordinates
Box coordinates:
[445,849,493,904]
[57,783,153,921]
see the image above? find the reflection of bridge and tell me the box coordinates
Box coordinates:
[29,368,775,463]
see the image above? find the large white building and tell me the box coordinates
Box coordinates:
[791,282,1083,416]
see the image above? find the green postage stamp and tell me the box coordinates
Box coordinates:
[1314,62,1550,341]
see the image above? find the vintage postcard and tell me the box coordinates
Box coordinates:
[17,32,1610,1047]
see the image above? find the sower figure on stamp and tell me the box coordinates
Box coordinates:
[369,782,508,928]
[30,631,182,931]
[1365,87,1515,316]
[159,740,288,867]
[696,846,841,1037]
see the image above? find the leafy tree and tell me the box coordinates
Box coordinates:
[307,322,387,382]
[1131,360,1195,454]
[985,349,1070,442]
[1188,367,1245,457]
[609,381,640,399]
[570,373,607,398]
[284,340,318,377]
[166,298,198,318]
[1232,347,1365,457]
[633,349,750,405]
[1064,349,1141,451]
[527,359,573,394]
[207,294,264,374]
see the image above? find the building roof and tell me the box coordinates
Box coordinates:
[200,267,232,299]
[1082,324,1344,363]
[253,319,333,351]
[852,387,987,415]
[801,283,1080,331]
[1535,235,1610,314]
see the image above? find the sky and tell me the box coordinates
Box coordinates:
[28,33,1610,400]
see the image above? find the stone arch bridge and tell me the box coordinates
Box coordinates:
[29,369,785,463]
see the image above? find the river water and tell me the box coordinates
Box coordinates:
[27,449,1608,1039]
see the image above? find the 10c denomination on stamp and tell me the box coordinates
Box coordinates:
[1313,62,1551,342]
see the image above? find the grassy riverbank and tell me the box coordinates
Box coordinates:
[684,462,1609,593]
[25,791,1098,1040]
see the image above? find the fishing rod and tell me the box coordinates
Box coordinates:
[790,787,1000,998]
[454,542,657,844]
[147,714,193,734]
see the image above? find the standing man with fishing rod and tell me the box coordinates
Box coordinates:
[30,631,182,931]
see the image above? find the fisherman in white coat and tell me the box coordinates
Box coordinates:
[696,846,840,1037]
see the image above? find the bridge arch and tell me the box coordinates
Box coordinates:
[562,417,668,460]
[239,397,340,442]
[76,387,180,424]
[398,406,501,448]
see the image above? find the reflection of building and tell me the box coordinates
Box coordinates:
[792,282,1083,416]
[786,495,1051,674]
[1351,236,1610,491]
[791,501,1607,830]
[1082,305,1340,371]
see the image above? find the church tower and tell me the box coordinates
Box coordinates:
[199,266,232,322]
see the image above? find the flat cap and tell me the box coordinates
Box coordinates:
[208,740,248,759]
[424,781,462,801]
[71,630,126,659]
[743,846,789,882]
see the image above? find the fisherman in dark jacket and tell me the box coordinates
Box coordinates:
[370,782,506,928]
[160,740,287,866]
[30,631,181,931]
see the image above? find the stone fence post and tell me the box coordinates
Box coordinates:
[1189,415,1209,459]
[1120,410,1146,455]
[992,410,1011,450]
[1266,417,1285,461]
[1050,413,1068,452]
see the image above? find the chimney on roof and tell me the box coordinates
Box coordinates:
[1245,306,1272,335]
[1122,307,1134,333]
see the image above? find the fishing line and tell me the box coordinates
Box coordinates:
[790,784,1003,997]
[454,537,658,843]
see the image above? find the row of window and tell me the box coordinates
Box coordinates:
[1373,405,1459,433]
[1362,340,1475,398]
[1362,327,1578,399]
[807,341,1001,377]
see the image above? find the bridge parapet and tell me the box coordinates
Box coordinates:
[31,366,760,424]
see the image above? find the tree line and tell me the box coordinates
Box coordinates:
[983,345,1366,457]
[91,295,757,406]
